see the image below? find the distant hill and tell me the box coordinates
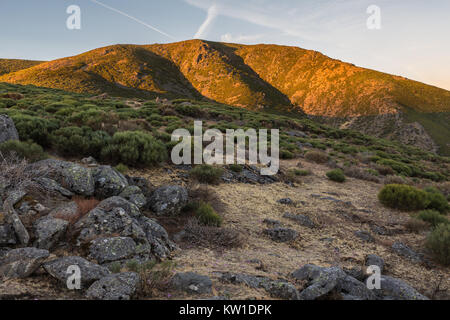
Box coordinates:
[0,59,43,76]
[0,40,449,153]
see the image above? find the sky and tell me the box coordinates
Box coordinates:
[0,0,449,90]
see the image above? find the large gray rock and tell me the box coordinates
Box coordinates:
[293,264,376,300]
[63,163,95,196]
[86,272,140,300]
[119,186,147,209]
[3,201,29,245]
[375,276,429,300]
[26,159,94,197]
[75,207,147,245]
[138,216,177,260]
[34,177,74,198]
[96,196,141,219]
[93,166,128,199]
[0,115,19,143]
[75,201,175,261]
[0,224,17,246]
[263,227,298,242]
[44,256,110,288]
[33,216,69,250]
[149,185,188,216]
[0,247,49,278]
[172,272,213,294]
[89,237,137,264]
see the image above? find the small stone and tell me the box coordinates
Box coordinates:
[354,230,374,243]
[86,272,140,300]
[171,272,213,294]
[264,227,298,242]
[283,213,315,228]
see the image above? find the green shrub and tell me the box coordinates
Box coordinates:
[190,164,224,184]
[424,187,449,213]
[415,210,449,228]
[12,115,59,147]
[51,126,111,158]
[228,164,243,173]
[426,223,450,265]
[0,140,47,162]
[378,184,430,211]
[290,169,311,176]
[195,202,223,227]
[115,163,129,175]
[101,131,167,167]
[280,150,295,159]
[326,169,346,183]
[376,159,412,176]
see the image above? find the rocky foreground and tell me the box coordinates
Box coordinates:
[0,155,446,300]
[0,114,448,300]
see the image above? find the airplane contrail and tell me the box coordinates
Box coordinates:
[90,0,177,40]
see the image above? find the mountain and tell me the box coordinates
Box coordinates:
[0,59,43,76]
[1,40,449,153]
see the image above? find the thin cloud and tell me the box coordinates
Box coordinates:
[194,4,219,38]
[90,0,177,40]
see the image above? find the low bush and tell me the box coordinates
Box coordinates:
[182,219,243,249]
[326,169,346,183]
[115,163,129,175]
[101,131,168,167]
[228,164,243,173]
[51,126,111,158]
[305,151,329,164]
[343,166,380,183]
[12,115,59,147]
[378,184,429,211]
[190,164,224,184]
[415,210,449,228]
[195,202,223,227]
[426,223,450,265]
[424,187,449,213]
[0,140,47,162]
[376,159,412,176]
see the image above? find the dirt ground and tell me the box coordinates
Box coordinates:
[1,159,449,300]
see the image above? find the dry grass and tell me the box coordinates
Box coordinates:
[304,151,329,164]
[54,196,99,225]
[343,166,380,183]
[404,218,429,234]
[182,219,244,250]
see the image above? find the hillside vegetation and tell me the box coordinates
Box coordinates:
[1,40,449,117]
[0,59,43,76]
[1,40,449,154]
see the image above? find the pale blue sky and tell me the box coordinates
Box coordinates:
[0,0,449,90]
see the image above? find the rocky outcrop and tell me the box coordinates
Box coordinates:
[92,166,128,199]
[0,247,49,278]
[0,115,19,143]
[149,185,188,216]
